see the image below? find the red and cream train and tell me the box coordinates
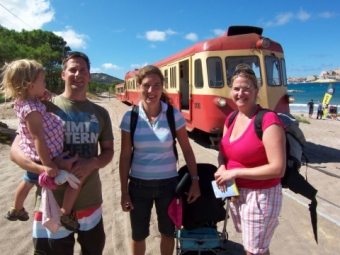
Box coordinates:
[115,25,294,145]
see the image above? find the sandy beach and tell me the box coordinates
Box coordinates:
[0,98,339,255]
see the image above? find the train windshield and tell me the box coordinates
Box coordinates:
[207,57,223,88]
[265,56,281,86]
[225,56,261,87]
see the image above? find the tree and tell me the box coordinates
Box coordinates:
[0,25,70,93]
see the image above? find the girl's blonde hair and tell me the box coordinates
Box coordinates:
[135,65,172,104]
[0,59,44,101]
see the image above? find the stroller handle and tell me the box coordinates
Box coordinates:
[175,172,190,197]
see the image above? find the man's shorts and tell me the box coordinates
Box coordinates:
[128,176,178,241]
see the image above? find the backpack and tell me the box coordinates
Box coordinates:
[130,104,178,161]
[228,109,318,243]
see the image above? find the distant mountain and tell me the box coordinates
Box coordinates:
[91,73,123,85]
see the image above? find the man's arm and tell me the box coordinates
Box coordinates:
[10,135,45,175]
[69,140,114,179]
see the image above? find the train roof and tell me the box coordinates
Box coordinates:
[125,26,283,79]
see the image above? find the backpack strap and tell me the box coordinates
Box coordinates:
[254,109,273,140]
[166,104,178,161]
[227,110,239,128]
[130,105,139,147]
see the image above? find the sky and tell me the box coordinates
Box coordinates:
[0,0,339,80]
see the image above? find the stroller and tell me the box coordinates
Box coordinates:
[170,163,230,255]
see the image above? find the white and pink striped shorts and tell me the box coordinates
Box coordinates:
[229,184,282,254]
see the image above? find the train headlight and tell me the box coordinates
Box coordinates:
[215,98,227,107]
[288,95,295,103]
[256,38,270,49]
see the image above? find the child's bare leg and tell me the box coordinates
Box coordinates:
[60,180,83,231]
[60,183,82,215]
[5,181,33,221]
[14,180,34,210]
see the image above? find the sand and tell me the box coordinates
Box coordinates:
[0,98,339,255]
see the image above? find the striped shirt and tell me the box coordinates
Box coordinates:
[120,101,186,180]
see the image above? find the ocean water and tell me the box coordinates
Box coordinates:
[287,82,340,113]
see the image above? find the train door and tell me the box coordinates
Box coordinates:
[179,60,190,110]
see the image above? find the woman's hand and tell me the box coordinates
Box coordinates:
[121,193,134,212]
[215,169,236,192]
[185,181,201,204]
[214,164,226,180]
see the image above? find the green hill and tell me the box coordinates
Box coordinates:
[91,73,123,85]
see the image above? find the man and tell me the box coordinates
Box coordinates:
[307,99,314,119]
[10,52,114,254]
[317,100,323,119]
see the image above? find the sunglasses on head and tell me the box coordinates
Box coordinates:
[233,68,255,77]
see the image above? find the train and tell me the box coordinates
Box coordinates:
[115,25,294,146]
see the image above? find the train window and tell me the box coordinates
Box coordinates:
[164,69,169,89]
[265,56,281,86]
[194,59,203,88]
[170,66,177,88]
[207,57,223,88]
[225,56,261,87]
[281,58,288,86]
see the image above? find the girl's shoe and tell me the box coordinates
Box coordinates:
[5,207,29,221]
[60,214,79,232]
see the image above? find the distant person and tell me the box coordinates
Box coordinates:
[307,99,314,119]
[316,101,323,119]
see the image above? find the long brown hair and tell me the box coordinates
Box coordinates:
[135,65,172,104]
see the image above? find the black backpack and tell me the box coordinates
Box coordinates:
[130,104,178,161]
[228,109,318,243]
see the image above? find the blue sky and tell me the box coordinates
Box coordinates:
[0,0,339,80]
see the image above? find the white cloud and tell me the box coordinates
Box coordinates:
[318,12,336,18]
[53,26,88,49]
[0,0,54,31]
[102,63,121,70]
[296,9,311,21]
[213,29,225,36]
[90,67,101,73]
[165,29,177,35]
[143,29,177,41]
[149,44,156,49]
[145,30,167,41]
[264,9,336,27]
[185,33,198,42]
[276,13,294,25]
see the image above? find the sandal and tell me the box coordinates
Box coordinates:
[5,206,29,221]
[60,214,79,232]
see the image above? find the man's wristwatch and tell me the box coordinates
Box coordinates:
[191,176,199,181]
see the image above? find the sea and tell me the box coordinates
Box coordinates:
[287,82,340,114]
